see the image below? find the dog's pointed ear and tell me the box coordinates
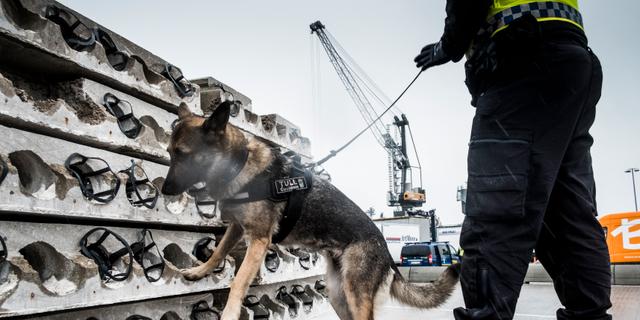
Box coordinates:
[177,103,192,120]
[203,101,232,134]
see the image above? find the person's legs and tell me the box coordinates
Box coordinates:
[536,49,612,320]
[455,38,604,319]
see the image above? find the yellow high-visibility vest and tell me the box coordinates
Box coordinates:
[489,0,583,36]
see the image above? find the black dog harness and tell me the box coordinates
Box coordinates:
[223,150,313,243]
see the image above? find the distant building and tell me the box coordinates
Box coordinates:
[437,224,462,249]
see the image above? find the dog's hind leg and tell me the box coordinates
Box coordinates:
[343,276,375,320]
[221,236,270,320]
[182,222,244,281]
[326,255,353,320]
[341,243,391,320]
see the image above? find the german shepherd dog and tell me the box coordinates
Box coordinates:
[161,102,460,320]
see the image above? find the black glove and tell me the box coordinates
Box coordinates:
[414,41,451,70]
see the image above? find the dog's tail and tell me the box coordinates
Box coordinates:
[389,263,460,309]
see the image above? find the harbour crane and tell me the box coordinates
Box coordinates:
[310,20,426,215]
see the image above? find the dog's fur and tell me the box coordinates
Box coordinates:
[162,102,460,320]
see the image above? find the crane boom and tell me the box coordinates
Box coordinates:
[310,20,425,212]
[310,21,391,149]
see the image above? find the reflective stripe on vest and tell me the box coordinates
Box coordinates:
[485,1,583,37]
[489,0,578,17]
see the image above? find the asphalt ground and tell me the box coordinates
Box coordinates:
[312,283,640,320]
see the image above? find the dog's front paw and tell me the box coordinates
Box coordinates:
[220,307,241,320]
[180,266,208,281]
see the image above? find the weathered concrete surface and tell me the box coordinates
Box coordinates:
[0,125,221,227]
[195,77,312,158]
[22,275,332,320]
[0,220,328,318]
[0,71,311,165]
[253,247,326,286]
[192,77,253,111]
[0,221,235,318]
[24,292,218,320]
[229,275,330,320]
[0,0,200,111]
[0,72,174,164]
[0,1,325,319]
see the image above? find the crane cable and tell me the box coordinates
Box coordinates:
[326,31,403,116]
[406,123,423,188]
[309,69,424,168]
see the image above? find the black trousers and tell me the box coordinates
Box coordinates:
[455,21,612,320]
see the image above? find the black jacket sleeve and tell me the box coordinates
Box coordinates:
[440,0,492,62]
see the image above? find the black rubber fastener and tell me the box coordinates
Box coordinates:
[276,286,299,317]
[94,28,129,71]
[188,186,217,219]
[190,300,220,320]
[243,295,270,319]
[170,118,180,131]
[191,237,225,273]
[0,234,7,262]
[162,64,194,98]
[0,158,8,186]
[79,227,133,282]
[291,285,314,310]
[45,6,96,51]
[103,93,143,139]
[0,234,7,285]
[314,279,327,297]
[130,229,165,283]
[65,153,121,203]
[264,249,280,272]
[120,160,158,209]
[126,315,152,320]
[289,248,311,270]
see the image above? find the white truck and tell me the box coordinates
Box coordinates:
[374,222,421,264]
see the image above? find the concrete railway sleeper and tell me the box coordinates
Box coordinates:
[0,1,324,319]
[0,221,234,317]
[0,125,222,227]
[17,277,331,320]
[0,70,311,163]
[194,77,312,158]
[0,71,178,164]
[0,221,327,318]
[0,0,199,111]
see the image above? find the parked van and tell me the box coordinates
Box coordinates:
[400,241,460,266]
[599,211,640,264]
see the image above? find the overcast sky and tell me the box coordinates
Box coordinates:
[60,1,640,224]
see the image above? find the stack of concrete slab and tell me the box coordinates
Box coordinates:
[0,1,326,319]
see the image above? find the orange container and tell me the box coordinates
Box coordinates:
[599,212,640,264]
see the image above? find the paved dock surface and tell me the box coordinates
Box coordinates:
[312,283,640,319]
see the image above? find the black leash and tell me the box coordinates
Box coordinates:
[309,69,424,168]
